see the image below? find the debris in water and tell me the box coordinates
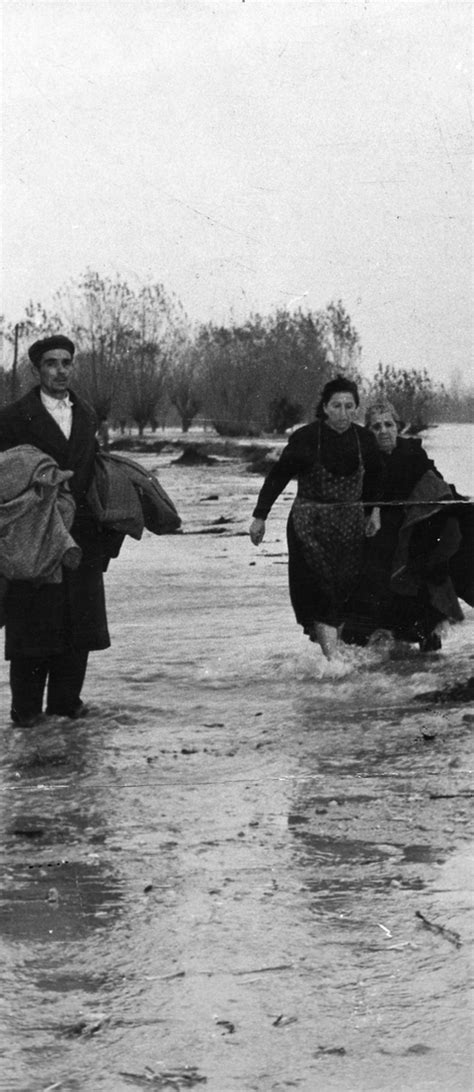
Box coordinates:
[234,963,293,976]
[415,910,462,948]
[173,445,216,466]
[386,942,420,951]
[314,1045,346,1056]
[119,1065,207,1087]
[273,1014,298,1027]
[144,969,185,981]
[215,1019,235,1034]
[62,1013,110,1038]
[429,791,473,800]
[186,526,227,535]
[414,675,474,705]
[377,923,392,937]
[13,826,44,839]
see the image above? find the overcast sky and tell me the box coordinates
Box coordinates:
[2,0,472,383]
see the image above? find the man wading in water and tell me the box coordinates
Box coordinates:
[0,335,110,726]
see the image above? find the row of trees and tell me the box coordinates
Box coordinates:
[1,274,188,434]
[0,274,363,435]
[366,363,474,429]
[0,271,469,436]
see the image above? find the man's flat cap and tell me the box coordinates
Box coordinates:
[28,335,75,366]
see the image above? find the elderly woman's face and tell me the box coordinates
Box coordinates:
[369,411,398,453]
[324,393,357,433]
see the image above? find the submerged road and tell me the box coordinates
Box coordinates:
[1,449,473,1091]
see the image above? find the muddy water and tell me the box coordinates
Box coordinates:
[0,425,473,1091]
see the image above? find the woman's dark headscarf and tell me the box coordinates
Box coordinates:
[315,376,360,419]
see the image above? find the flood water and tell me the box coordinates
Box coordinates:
[0,424,473,1091]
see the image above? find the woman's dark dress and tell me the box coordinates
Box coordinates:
[341,435,464,646]
[253,420,382,631]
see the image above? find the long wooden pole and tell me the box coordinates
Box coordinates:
[11,323,19,400]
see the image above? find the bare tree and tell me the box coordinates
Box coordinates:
[0,304,65,401]
[167,343,203,432]
[322,300,361,373]
[195,304,347,435]
[368,362,442,432]
[56,271,136,420]
[47,273,186,432]
[121,284,186,434]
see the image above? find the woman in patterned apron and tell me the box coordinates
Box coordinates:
[249,377,383,660]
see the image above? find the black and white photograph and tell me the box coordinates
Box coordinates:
[1,2,473,1089]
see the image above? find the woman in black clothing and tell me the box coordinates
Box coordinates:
[341,400,465,651]
[249,377,382,660]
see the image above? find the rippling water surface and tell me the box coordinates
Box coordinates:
[0,424,473,1091]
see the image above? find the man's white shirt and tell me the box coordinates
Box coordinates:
[40,391,73,440]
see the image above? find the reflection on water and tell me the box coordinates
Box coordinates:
[0,720,125,1089]
[283,700,473,1089]
[2,857,123,945]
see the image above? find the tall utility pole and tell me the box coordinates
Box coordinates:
[11,323,19,400]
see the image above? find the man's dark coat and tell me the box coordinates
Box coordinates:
[0,386,110,657]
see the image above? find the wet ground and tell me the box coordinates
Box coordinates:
[0,425,473,1091]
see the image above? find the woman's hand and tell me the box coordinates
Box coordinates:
[250,517,266,546]
[365,507,381,538]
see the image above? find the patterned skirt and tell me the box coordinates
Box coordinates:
[288,498,365,630]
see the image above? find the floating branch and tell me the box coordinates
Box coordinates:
[415,910,462,948]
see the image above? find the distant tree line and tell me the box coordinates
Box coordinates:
[0,271,472,436]
[365,363,474,432]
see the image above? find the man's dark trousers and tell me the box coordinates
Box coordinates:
[10,650,89,720]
